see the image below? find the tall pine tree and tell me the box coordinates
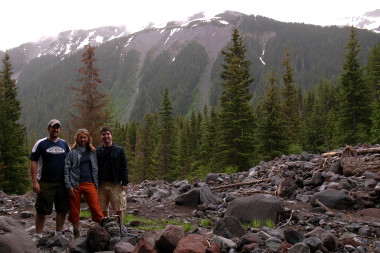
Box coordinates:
[70,44,109,145]
[280,48,301,149]
[254,69,286,161]
[218,27,255,171]
[334,26,371,146]
[199,106,219,172]
[132,113,158,183]
[157,88,176,181]
[0,53,29,194]
[301,79,337,152]
[367,43,380,143]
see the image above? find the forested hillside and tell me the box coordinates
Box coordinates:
[1,18,380,193]
[2,13,379,137]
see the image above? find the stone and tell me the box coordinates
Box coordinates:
[155,225,184,252]
[224,194,282,224]
[0,216,38,253]
[212,216,246,239]
[173,234,209,253]
[86,225,111,252]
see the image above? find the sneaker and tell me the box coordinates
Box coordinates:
[32,233,42,244]
[54,231,63,236]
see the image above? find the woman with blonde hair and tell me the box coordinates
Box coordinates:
[64,128,103,238]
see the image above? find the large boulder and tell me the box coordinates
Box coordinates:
[212,216,246,239]
[310,189,354,209]
[175,185,217,207]
[224,194,282,224]
[173,234,209,253]
[86,225,111,252]
[0,216,38,253]
[155,225,184,253]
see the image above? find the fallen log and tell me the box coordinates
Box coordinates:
[322,147,380,157]
[210,178,271,190]
[338,146,380,176]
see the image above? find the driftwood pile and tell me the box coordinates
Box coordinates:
[322,145,380,176]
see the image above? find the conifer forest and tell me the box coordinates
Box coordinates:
[1,25,380,194]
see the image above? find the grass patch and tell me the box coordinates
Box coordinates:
[80,210,91,219]
[265,219,276,229]
[243,218,262,229]
[124,214,196,232]
[243,218,276,229]
[200,219,212,228]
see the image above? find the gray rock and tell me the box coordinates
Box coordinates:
[304,236,324,252]
[225,194,282,223]
[0,216,38,253]
[20,211,34,218]
[212,216,246,239]
[210,235,236,252]
[284,228,304,244]
[265,236,282,250]
[310,189,354,209]
[288,242,310,253]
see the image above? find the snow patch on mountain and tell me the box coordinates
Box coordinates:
[332,9,380,33]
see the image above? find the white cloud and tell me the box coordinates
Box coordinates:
[0,0,378,51]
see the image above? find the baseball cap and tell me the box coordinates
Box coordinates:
[48,119,61,127]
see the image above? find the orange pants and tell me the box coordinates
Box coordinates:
[68,182,104,223]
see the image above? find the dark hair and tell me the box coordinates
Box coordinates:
[100,126,112,134]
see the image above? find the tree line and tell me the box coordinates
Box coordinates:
[1,26,379,193]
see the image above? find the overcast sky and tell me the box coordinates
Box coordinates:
[0,0,378,51]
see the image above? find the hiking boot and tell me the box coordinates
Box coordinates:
[121,223,127,237]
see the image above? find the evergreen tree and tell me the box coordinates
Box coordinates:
[70,44,109,145]
[218,27,255,171]
[176,118,192,176]
[280,48,301,148]
[366,43,380,99]
[132,113,158,183]
[367,43,380,143]
[254,69,286,161]
[199,106,219,172]
[0,53,29,194]
[188,111,202,164]
[157,88,176,181]
[301,79,337,152]
[334,26,372,146]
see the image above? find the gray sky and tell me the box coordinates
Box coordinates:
[0,0,378,51]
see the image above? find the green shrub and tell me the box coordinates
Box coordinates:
[287,143,303,155]
[265,219,276,229]
[251,218,261,228]
[225,165,238,175]
[200,219,212,228]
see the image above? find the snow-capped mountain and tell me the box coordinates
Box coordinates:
[334,9,380,32]
[2,11,380,136]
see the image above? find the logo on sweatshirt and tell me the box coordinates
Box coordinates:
[46,146,66,154]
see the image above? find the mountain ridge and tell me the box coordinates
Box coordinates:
[1,11,380,137]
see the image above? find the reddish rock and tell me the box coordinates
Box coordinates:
[174,234,209,253]
[132,238,158,253]
[241,243,259,252]
[206,242,221,253]
[155,225,185,252]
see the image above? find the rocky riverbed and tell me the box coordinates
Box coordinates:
[1,145,380,252]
